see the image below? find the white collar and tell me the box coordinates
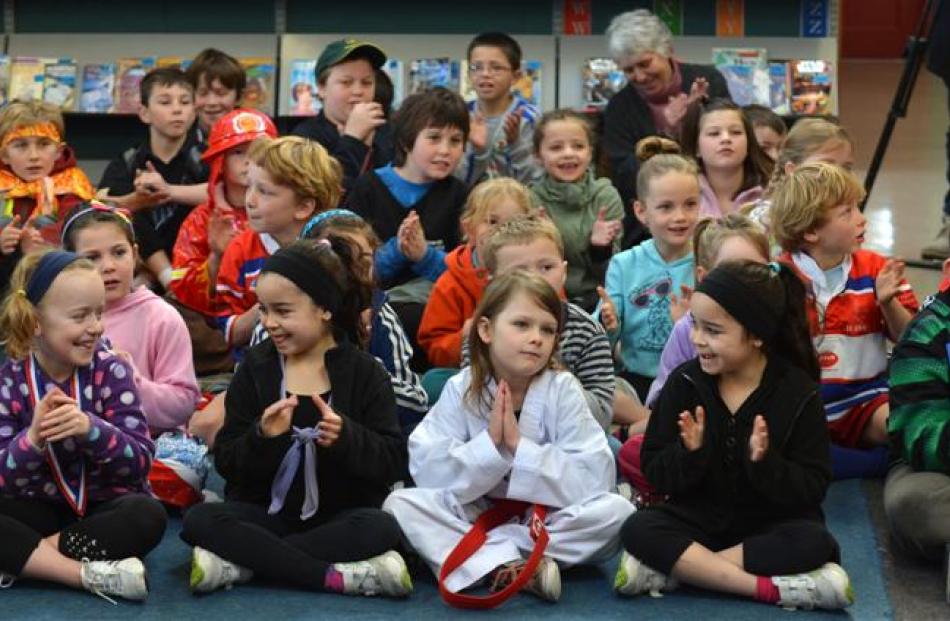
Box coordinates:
[791,251,852,307]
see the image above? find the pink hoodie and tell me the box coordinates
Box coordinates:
[103,287,200,435]
[698,174,764,220]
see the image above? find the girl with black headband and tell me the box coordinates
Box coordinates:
[0,250,166,602]
[181,239,411,598]
[615,260,852,611]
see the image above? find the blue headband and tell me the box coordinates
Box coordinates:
[24,251,81,305]
[300,209,362,239]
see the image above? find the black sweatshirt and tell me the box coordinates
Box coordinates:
[643,357,831,535]
[214,340,407,522]
[292,112,395,196]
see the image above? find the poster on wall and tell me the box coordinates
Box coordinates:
[563,0,592,35]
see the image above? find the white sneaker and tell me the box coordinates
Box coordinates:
[490,556,561,602]
[773,562,854,610]
[80,557,148,604]
[333,550,412,598]
[189,546,253,594]
[613,551,677,597]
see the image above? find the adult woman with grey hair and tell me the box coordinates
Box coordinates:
[602,9,729,247]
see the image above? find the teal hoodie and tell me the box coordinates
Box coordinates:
[531,169,624,309]
[604,239,695,378]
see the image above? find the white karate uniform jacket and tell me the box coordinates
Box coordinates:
[384,368,634,592]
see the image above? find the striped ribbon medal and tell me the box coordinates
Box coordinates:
[25,355,88,516]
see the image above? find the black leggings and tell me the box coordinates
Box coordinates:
[180,501,403,591]
[0,494,168,575]
[621,508,840,577]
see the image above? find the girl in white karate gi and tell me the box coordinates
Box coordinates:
[384,270,633,606]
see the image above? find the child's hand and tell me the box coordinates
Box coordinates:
[488,380,506,448]
[670,284,693,324]
[398,211,428,262]
[259,395,298,438]
[29,387,71,448]
[468,112,488,152]
[749,414,769,462]
[208,206,238,257]
[134,162,171,199]
[343,102,386,143]
[596,286,619,334]
[589,208,622,247]
[19,218,48,255]
[39,394,91,443]
[502,112,520,147]
[314,393,343,448]
[0,215,23,255]
[678,405,705,451]
[875,258,906,304]
[500,381,520,455]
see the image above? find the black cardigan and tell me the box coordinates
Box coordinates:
[214,340,407,521]
[643,357,831,534]
[602,62,729,247]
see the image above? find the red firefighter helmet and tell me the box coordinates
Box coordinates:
[202,108,277,161]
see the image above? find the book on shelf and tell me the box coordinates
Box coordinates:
[9,57,49,102]
[115,57,156,113]
[768,60,791,115]
[581,58,624,109]
[287,59,320,116]
[711,48,770,107]
[790,59,833,115]
[382,58,404,109]
[408,58,460,95]
[240,58,276,114]
[42,61,78,110]
[79,63,117,113]
[0,56,9,108]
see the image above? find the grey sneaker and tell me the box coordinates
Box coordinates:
[0,573,14,589]
[489,556,561,602]
[334,550,412,598]
[80,557,148,604]
[613,551,677,597]
[773,562,854,610]
[190,546,253,594]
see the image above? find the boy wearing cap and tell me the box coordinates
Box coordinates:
[170,108,277,316]
[291,39,394,194]
[0,100,94,290]
[99,68,209,288]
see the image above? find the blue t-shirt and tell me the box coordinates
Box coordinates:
[375,164,434,208]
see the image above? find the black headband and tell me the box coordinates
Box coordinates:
[260,246,343,314]
[695,266,783,341]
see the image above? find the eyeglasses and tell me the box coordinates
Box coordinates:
[468,62,513,75]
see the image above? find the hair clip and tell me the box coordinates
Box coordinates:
[15,288,27,298]
[767,261,782,275]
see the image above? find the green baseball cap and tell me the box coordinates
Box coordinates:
[315,39,386,76]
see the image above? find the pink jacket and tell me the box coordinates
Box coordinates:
[698,174,764,219]
[104,287,200,435]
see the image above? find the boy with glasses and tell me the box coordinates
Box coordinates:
[456,32,541,187]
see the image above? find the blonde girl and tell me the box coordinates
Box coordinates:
[0,250,164,602]
[418,178,535,367]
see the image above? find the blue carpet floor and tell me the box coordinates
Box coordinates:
[5,480,891,620]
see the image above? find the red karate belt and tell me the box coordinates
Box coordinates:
[438,499,548,609]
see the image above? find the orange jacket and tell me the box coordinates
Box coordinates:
[417,243,489,367]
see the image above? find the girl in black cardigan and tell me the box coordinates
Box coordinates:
[181,238,411,598]
[615,261,852,611]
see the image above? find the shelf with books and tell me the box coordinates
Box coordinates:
[559,34,838,115]
[278,34,557,119]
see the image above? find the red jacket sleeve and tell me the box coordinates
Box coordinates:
[169,203,215,313]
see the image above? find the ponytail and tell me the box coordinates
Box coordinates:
[773,263,820,381]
